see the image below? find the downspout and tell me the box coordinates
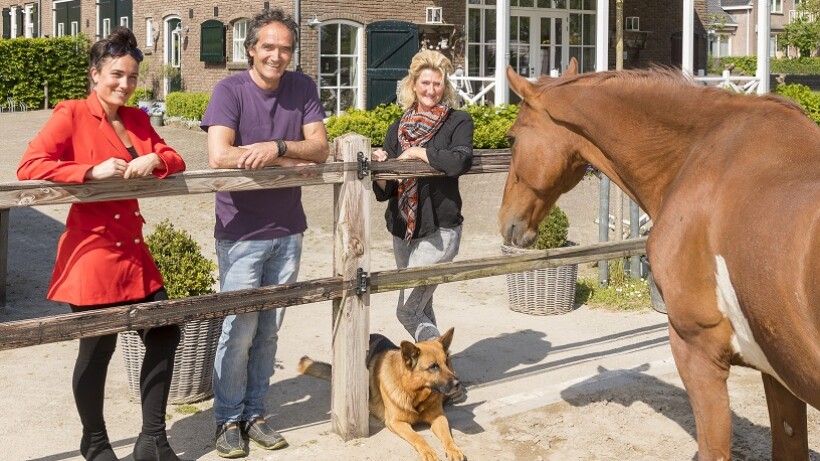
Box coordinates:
[37,0,41,37]
[294,0,302,72]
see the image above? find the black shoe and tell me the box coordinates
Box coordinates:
[133,432,184,461]
[80,430,120,461]
[214,423,247,459]
[241,419,288,450]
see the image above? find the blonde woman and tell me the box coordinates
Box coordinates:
[372,49,474,350]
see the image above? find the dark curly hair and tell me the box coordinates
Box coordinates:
[244,8,298,66]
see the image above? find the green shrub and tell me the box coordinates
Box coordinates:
[146,220,216,299]
[532,206,569,250]
[0,35,89,109]
[711,56,820,75]
[326,104,404,146]
[774,83,820,124]
[326,103,519,149]
[165,92,211,120]
[126,88,153,108]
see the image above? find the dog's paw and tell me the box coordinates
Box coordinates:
[445,446,465,461]
[418,446,439,461]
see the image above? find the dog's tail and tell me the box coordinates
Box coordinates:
[297,356,332,381]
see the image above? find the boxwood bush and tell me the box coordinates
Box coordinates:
[774,83,820,124]
[165,92,211,120]
[146,220,216,299]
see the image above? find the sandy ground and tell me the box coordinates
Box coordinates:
[0,110,818,461]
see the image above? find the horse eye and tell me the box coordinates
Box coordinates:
[506,135,516,145]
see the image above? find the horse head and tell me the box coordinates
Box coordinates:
[499,58,591,248]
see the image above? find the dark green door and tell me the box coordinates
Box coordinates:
[365,21,418,109]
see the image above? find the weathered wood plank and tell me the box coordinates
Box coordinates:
[331,133,371,440]
[0,153,511,209]
[370,238,647,293]
[0,276,348,350]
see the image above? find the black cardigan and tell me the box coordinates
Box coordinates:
[373,109,474,240]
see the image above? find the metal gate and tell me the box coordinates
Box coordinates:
[365,21,418,109]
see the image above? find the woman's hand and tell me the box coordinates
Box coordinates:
[397,146,429,164]
[86,157,128,180]
[124,153,161,179]
[371,148,388,162]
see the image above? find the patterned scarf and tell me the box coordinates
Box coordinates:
[396,102,450,242]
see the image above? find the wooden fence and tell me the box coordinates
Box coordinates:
[0,133,646,440]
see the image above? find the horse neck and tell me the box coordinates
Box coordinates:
[553,83,692,218]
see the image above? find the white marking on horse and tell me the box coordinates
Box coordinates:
[714,256,784,384]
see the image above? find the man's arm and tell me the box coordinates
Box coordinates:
[208,122,329,170]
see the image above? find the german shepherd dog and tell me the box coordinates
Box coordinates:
[298,327,465,461]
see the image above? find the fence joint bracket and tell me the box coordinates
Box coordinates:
[356,151,369,180]
[355,268,369,295]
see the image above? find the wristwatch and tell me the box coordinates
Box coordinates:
[275,139,287,158]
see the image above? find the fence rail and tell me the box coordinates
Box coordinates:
[0,135,646,440]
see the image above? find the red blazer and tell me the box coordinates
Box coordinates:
[18,94,186,306]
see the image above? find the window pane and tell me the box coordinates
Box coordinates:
[468,9,480,43]
[583,0,596,10]
[340,24,357,54]
[484,9,496,43]
[340,57,355,85]
[554,0,566,7]
[583,47,595,72]
[468,44,481,75]
[321,24,338,55]
[520,16,530,43]
[583,14,594,45]
[340,89,355,112]
[321,88,337,116]
[570,0,582,9]
[570,13,581,45]
[520,0,533,7]
[320,57,338,76]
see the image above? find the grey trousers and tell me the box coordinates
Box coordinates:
[392,225,462,342]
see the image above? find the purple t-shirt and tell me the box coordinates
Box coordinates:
[201,70,325,240]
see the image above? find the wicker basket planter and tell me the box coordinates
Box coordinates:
[501,244,579,315]
[120,317,222,404]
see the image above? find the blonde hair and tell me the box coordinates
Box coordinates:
[396,49,459,110]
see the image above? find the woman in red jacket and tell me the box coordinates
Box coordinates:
[18,27,186,461]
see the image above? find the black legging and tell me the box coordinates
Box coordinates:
[71,289,180,439]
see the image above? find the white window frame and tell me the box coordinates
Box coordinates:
[102,18,111,37]
[625,16,639,31]
[70,20,78,36]
[317,20,364,116]
[57,22,65,37]
[24,4,34,38]
[9,6,17,38]
[232,19,249,62]
[771,0,783,13]
[120,16,128,28]
[146,17,154,47]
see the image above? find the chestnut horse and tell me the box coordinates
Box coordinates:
[500,58,819,460]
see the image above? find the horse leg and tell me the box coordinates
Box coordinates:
[762,374,808,460]
[668,323,733,461]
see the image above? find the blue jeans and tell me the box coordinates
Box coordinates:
[393,225,462,342]
[212,234,302,425]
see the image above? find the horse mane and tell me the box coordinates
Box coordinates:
[533,67,808,117]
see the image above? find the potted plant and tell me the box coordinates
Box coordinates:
[501,206,579,315]
[143,100,166,127]
[119,220,220,404]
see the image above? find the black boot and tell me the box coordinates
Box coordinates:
[80,430,119,461]
[133,432,183,461]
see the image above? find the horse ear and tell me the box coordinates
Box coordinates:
[507,65,534,99]
[565,57,579,76]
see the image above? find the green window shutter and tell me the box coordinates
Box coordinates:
[2,9,10,39]
[200,19,225,62]
[15,8,23,37]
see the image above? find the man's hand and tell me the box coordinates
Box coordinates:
[237,141,279,169]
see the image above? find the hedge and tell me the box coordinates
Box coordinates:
[326,103,519,149]
[774,83,820,124]
[712,56,820,75]
[165,92,210,120]
[0,35,89,109]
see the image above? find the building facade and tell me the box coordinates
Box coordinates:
[2,0,712,114]
[711,0,801,59]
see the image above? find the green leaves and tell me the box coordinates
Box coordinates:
[165,92,211,120]
[532,206,569,250]
[775,83,820,124]
[0,35,89,109]
[145,220,217,299]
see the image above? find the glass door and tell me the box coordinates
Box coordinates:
[510,10,569,78]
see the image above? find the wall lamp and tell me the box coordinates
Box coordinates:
[307,17,321,28]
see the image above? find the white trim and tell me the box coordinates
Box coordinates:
[316,19,364,115]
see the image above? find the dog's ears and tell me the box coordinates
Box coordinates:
[400,341,421,369]
[438,327,454,352]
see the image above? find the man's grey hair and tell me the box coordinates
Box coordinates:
[244,7,298,66]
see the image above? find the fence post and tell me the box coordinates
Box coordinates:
[331,133,371,440]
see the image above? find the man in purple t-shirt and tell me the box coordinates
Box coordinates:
[200,7,328,458]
